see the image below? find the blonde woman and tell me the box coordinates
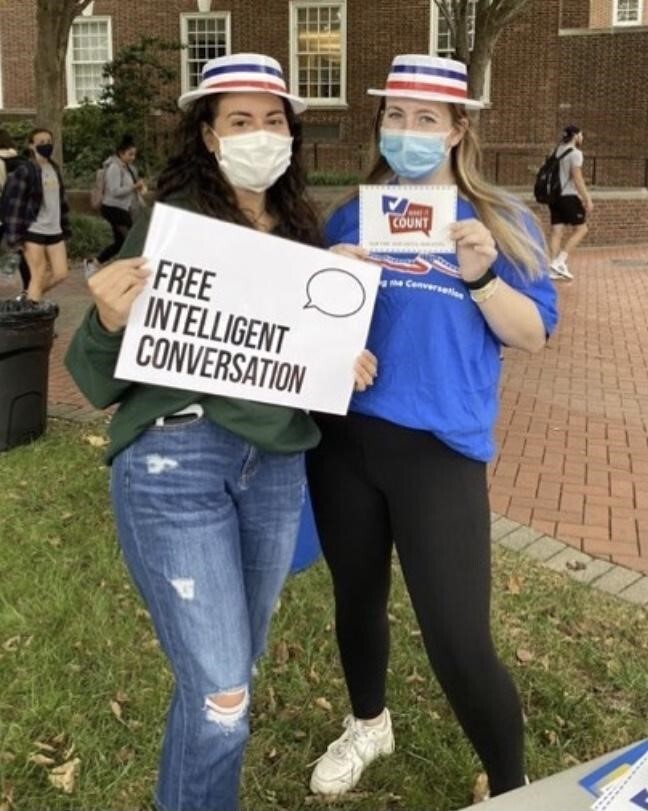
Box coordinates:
[307,55,557,800]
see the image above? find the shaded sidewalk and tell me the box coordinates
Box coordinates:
[47,246,648,575]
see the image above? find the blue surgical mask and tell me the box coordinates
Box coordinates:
[379,129,451,180]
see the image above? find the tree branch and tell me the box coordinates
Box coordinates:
[488,0,534,29]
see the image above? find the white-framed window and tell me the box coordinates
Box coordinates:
[290,1,346,106]
[429,0,490,103]
[180,12,231,93]
[613,0,643,25]
[66,15,112,106]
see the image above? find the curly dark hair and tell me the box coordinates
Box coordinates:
[156,95,322,248]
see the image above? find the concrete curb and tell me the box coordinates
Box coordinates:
[491,513,648,605]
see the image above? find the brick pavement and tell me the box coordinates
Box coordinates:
[492,244,648,574]
[46,247,648,577]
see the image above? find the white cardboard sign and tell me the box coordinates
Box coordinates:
[115,203,381,414]
[360,184,457,254]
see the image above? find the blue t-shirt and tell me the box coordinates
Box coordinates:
[325,194,558,462]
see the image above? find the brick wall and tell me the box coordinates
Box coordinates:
[530,196,648,247]
[0,0,37,111]
[1,0,647,187]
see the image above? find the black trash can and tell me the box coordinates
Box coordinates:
[0,298,59,452]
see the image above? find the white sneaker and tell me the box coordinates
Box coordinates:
[309,709,395,795]
[550,260,573,280]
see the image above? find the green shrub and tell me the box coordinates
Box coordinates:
[63,103,127,186]
[68,213,112,260]
[0,118,36,152]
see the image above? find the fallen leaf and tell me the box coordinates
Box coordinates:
[566,559,587,571]
[110,700,125,722]
[274,640,289,666]
[33,741,57,754]
[516,647,534,664]
[544,729,559,745]
[472,772,489,803]
[308,666,320,685]
[115,691,129,704]
[314,697,332,712]
[0,752,15,764]
[48,758,80,794]
[114,746,135,765]
[0,781,14,811]
[2,637,20,652]
[406,669,426,685]
[293,730,307,741]
[265,747,278,763]
[563,754,581,767]
[506,574,524,595]
[267,686,277,713]
[28,753,56,767]
[83,434,108,448]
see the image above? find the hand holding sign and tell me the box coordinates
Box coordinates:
[449,219,497,283]
[115,204,381,414]
[89,257,151,333]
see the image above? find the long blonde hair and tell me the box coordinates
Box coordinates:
[357,100,547,280]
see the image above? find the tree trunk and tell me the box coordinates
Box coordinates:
[34,0,93,165]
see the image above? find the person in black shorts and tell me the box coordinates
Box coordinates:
[549,125,593,281]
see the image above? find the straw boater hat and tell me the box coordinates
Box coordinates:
[368,54,484,110]
[178,52,306,113]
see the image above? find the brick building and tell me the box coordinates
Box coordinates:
[0,0,646,187]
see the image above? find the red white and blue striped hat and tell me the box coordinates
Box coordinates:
[368,54,483,109]
[178,53,306,113]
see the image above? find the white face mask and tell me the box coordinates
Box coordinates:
[214,129,293,193]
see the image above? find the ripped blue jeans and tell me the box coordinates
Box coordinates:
[110,416,305,811]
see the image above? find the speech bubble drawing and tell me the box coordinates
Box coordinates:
[304,268,367,318]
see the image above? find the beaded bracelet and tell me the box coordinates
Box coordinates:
[469,277,500,304]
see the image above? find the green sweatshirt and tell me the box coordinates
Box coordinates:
[64,193,320,463]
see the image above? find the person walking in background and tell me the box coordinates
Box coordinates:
[306,54,557,801]
[549,125,593,281]
[85,135,146,277]
[0,128,30,291]
[65,53,376,811]
[0,127,70,301]
[0,128,22,196]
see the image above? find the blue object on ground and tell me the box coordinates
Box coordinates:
[290,486,321,573]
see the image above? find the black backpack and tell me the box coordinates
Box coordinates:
[533,147,573,205]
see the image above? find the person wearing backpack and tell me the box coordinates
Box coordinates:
[547,125,593,280]
[84,135,146,277]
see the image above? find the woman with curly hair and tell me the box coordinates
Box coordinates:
[65,53,376,811]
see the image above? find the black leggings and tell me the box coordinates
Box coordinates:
[306,413,525,796]
[97,205,132,264]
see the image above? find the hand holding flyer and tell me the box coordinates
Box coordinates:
[359,184,458,254]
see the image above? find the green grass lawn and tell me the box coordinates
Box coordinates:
[1,420,647,811]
